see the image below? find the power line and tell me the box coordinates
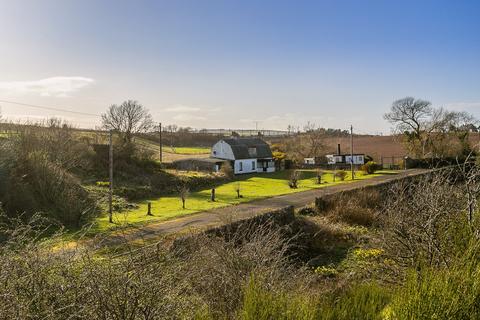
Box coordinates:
[0,99,101,117]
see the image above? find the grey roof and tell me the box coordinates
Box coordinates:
[222,138,273,159]
[173,157,226,164]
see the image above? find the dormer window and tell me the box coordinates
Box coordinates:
[248,147,257,157]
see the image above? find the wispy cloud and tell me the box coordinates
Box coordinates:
[163,105,222,113]
[164,105,201,112]
[0,76,94,97]
[239,113,336,130]
[173,114,207,121]
[164,104,221,123]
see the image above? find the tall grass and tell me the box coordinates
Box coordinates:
[240,278,390,320]
[391,241,480,319]
[240,276,320,320]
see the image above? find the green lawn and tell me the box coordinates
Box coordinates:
[94,170,396,232]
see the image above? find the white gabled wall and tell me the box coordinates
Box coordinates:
[234,159,257,174]
[211,140,235,160]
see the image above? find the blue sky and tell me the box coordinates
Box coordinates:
[0,0,479,133]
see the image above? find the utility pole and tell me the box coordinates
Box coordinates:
[159,122,163,163]
[350,125,354,180]
[108,130,113,223]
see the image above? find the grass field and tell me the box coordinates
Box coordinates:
[133,136,211,162]
[93,169,396,232]
[162,146,210,154]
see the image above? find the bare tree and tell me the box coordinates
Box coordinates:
[286,123,327,162]
[384,97,432,157]
[385,97,477,158]
[101,100,153,145]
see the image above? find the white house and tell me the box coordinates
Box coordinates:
[326,143,365,165]
[326,154,365,165]
[211,137,275,174]
[304,157,315,165]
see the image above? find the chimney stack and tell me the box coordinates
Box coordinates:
[337,143,341,155]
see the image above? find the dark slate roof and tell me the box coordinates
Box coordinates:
[222,138,273,159]
[173,157,227,164]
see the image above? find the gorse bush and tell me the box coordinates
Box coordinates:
[0,122,97,227]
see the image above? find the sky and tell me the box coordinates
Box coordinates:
[0,0,479,134]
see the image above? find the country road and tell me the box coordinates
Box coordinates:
[89,169,428,249]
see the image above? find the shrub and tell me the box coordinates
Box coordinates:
[288,170,301,188]
[382,171,470,268]
[335,170,348,181]
[329,202,377,227]
[1,151,96,227]
[361,161,380,174]
[324,190,381,227]
[316,169,324,184]
[114,185,153,200]
[220,161,234,178]
[0,214,307,319]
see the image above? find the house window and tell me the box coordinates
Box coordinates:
[252,161,256,170]
[239,161,243,171]
[248,147,257,157]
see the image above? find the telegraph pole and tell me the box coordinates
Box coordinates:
[159,122,163,163]
[350,125,354,180]
[108,130,113,223]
